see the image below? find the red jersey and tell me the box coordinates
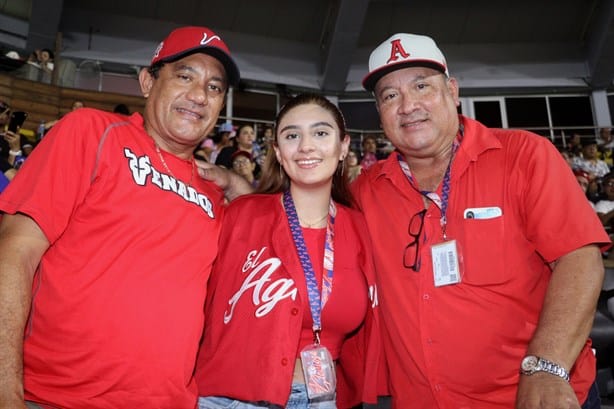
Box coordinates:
[353,116,610,409]
[195,193,381,408]
[0,109,224,408]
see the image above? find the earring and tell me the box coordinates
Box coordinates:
[337,159,345,177]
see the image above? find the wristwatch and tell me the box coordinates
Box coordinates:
[520,355,570,382]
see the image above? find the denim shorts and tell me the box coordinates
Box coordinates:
[198,383,337,409]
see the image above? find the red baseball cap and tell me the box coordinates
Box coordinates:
[231,150,252,161]
[151,26,240,87]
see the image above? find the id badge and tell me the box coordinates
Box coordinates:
[300,344,336,400]
[431,240,461,287]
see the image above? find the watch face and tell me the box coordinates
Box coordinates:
[521,355,539,371]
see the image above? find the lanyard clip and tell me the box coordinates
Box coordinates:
[313,328,321,346]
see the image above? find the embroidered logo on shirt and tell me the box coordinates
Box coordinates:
[123,148,215,218]
[224,247,297,323]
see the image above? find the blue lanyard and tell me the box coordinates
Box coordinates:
[283,190,336,344]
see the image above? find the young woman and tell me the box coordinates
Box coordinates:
[215,124,256,169]
[346,149,362,183]
[195,94,381,408]
[359,134,378,171]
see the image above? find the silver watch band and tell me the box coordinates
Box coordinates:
[520,355,570,382]
[538,357,570,382]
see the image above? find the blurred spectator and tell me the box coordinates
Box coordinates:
[215,124,257,171]
[595,175,614,233]
[252,136,265,167]
[566,133,583,156]
[27,48,54,75]
[559,149,576,168]
[597,127,614,149]
[231,150,257,187]
[0,101,22,181]
[0,100,10,161]
[44,100,85,132]
[360,134,379,170]
[71,100,84,111]
[346,149,362,183]
[574,169,595,210]
[572,142,610,178]
[196,122,234,163]
[597,127,614,167]
[595,173,614,229]
[22,142,35,157]
[0,101,14,189]
[4,129,25,170]
[250,126,270,167]
[113,103,130,115]
[0,100,9,129]
[262,126,274,145]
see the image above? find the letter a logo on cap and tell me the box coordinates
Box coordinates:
[386,39,410,64]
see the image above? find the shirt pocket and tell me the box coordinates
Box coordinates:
[459,216,506,285]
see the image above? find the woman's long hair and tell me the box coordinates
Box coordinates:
[257,93,354,208]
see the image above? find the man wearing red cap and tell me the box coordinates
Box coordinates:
[353,33,610,408]
[0,26,239,408]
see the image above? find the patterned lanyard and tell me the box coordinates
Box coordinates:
[283,190,336,344]
[398,126,463,239]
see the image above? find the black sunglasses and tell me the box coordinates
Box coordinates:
[403,209,426,271]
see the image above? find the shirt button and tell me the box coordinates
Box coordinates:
[426,338,433,344]
[423,293,430,300]
[291,308,299,316]
[281,358,289,366]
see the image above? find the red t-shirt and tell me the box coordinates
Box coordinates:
[353,116,611,409]
[0,109,224,408]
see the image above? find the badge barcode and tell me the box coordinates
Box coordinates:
[447,251,455,272]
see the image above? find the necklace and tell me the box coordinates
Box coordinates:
[299,213,328,228]
[155,143,195,187]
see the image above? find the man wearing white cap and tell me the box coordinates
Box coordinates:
[0,26,239,408]
[354,33,609,408]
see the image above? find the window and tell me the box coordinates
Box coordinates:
[506,97,549,128]
[473,100,503,128]
[339,101,380,130]
[549,96,593,128]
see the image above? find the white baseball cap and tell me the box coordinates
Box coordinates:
[362,33,449,92]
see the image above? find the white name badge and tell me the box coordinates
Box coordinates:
[431,240,461,287]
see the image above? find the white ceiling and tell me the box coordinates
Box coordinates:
[1,0,613,96]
